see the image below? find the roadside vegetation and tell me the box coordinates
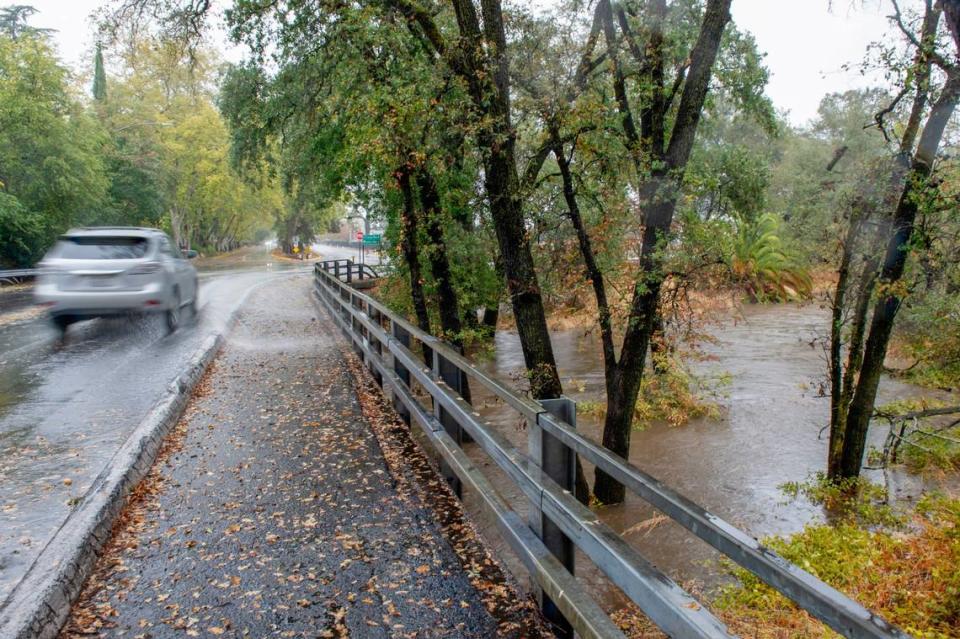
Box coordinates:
[717,485,960,639]
[0,5,292,267]
[5,0,960,635]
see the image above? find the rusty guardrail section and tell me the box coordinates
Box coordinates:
[314,260,910,639]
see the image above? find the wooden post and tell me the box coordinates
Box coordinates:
[532,397,576,639]
[433,350,464,498]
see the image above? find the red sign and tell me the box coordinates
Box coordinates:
[356,231,363,241]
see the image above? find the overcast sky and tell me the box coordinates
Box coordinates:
[22,0,896,127]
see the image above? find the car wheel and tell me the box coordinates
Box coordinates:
[166,289,181,334]
[189,279,198,315]
[52,315,73,336]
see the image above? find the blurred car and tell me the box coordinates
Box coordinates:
[34,227,199,334]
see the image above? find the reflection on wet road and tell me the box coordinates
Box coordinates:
[0,247,312,604]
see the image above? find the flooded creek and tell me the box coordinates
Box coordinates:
[452,302,956,607]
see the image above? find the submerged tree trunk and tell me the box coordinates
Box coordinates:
[838,71,960,478]
[551,131,611,503]
[593,0,733,505]
[827,204,864,478]
[829,1,959,479]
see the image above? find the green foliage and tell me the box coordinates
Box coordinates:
[902,425,960,473]
[0,32,110,264]
[716,493,960,638]
[730,213,812,302]
[92,42,106,101]
[0,4,53,40]
[98,152,166,227]
[688,143,772,222]
[575,354,723,428]
[772,89,892,263]
[0,192,46,267]
[779,472,902,528]
[876,399,960,472]
[897,291,960,391]
[0,14,276,266]
[633,352,724,427]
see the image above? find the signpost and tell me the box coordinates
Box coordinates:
[362,234,382,266]
[356,230,363,263]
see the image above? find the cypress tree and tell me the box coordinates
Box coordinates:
[92,43,106,101]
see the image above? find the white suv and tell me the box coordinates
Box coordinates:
[34,227,199,334]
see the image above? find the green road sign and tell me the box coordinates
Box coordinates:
[362,233,382,245]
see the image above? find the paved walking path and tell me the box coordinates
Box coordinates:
[61,277,543,638]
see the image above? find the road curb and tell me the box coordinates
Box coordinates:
[0,278,272,639]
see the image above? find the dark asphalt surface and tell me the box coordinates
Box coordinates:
[61,277,527,638]
[0,249,311,605]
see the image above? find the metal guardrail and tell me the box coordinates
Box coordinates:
[0,268,38,284]
[313,260,910,639]
[320,259,380,284]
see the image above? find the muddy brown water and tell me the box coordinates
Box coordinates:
[445,302,956,610]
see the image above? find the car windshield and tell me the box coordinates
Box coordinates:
[56,236,150,260]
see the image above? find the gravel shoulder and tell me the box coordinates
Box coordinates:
[61,276,545,638]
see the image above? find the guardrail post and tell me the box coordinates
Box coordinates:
[368,307,383,387]
[391,321,412,426]
[433,350,464,498]
[351,293,363,358]
[340,286,350,324]
[532,397,577,639]
[334,261,340,280]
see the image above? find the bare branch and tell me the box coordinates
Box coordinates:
[890,0,950,69]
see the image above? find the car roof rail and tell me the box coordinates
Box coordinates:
[65,226,162,234]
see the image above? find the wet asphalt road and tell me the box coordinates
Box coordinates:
[60,277,510,638]
[0,250,313,606]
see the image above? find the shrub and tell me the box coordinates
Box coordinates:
[715,492,960,638]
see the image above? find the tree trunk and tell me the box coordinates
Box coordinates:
[396,164,432,346]
[827,208,862,478]
[593,199,671,504]
[593,0,733,505]
[838,70,960,479]
[389,0,564,388]
[552,132,611,504]
[416,167,472,404]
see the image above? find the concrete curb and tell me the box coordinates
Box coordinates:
[0,277,272,639]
